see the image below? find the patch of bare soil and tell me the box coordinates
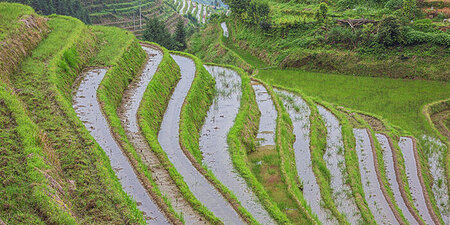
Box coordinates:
[358,113,386,132]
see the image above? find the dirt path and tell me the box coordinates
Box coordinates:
[201,66,274,224]
[158,54,245,224]
[354,128,400,225]
[376,134,422,225]
[118,46,207,225]
[399,137,441,225]
[73,69,170,224]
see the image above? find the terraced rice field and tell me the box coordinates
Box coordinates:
[3,3,448,225]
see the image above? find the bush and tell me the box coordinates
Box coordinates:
[412,19,437,33]
[376,15,404,46]
[384,0,402,10]
[403,28,450,46]
[336,0,356,10]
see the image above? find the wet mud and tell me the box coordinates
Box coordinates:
[201,66,275,224]
[275,90,337,224]
[354,128,399,225]
[317,105,362,224]
[376,134,419,224]
[73,69,169,224]
[158,54,245,224]
[399,137,437,225]
[118,46,206,224]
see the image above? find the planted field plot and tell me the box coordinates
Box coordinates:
[73,68,169,224]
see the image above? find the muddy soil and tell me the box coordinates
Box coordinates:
[399,137,437,225]
[73,69,169,224]
[275,90,337,224]
[354,128,399,225]
[201,66,275,224]
[118,47,207,224]
[221,22,229,38]
[376,134,419,224]
[158,54,245,224]
[317,104,362,224]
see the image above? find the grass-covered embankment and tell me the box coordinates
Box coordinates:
[137,42,222,224]
[93,27,183,224]
[0,84,77,224]
[187,22,253,74]
[0,3,49,82]
[8,14,145,224]
[174,52,258,224]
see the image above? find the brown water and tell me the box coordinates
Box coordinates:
[317,104,362,224]
[158,54,245,225]
[118,46,206,224]
[399,137,435,225]
[354,128,399,225]
[275,89,336,224]
[201,66,275,224]
[73,69,169,224]
[376,134,418,224]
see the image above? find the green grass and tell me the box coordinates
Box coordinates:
[0,83,77,224]
[175,52,259,224]
[137,43,222,224]
[94,27,186,224]
[8,15,145,224]
[257,69,449,136]
[0,2,34,41]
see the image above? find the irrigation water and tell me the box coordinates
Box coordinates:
[201,66,275,224]
[118,46,206,224]
[376,134,419,224]
[399,137,436,225]
[158,54,245,224]
[354,128,399,225]
[317,105,362,224]
[73,68,169,224]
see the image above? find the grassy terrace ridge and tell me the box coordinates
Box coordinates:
[7,13,145,224]
[173,51,258,224]
[0,84,77,224]
[136,42,222,224]
[0,3,49,83]
[93,28,184,224]
[213,64,294,224]
[188,22,253,74]
[270,85,377,224]
[276,89,350,224]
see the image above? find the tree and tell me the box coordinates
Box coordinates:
[174,19,186,50]
[143,18,173,49]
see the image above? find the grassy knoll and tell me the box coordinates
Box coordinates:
[174,52,258,224]
[8,15,145,224]
[137,43,222,224]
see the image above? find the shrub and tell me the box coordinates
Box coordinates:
[376,15,404,46]
[412,19,437,33]
[384,0,403,10]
